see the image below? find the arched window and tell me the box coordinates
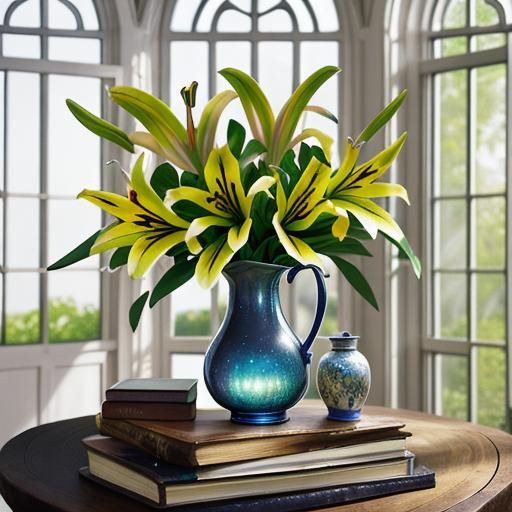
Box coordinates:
[389,0,512,429]
[0,0,122,443]
[161,0,343,406]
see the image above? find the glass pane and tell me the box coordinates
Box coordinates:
[443,0,467,29]
[7,72,40,193]
[300,42,339,166]
[434,70,467,196]
[169,42,208,113]
[258,42,293,114]
[319,259,338,336]
[170,0,203,31]
[2,34,40,58]
[474,64,505,194]
[258,9,293,32]
[71,0,100,30]
[5,272,39,344]
[434,273,467,339]
[8,0,40,27]
[48,0,78,29]
[217,9,251,32]
[473,33,506,51]
[476,347,506,429]
[48,74,101,195]
[6,198,39,269]
[475,197,505,269]
[48,270,100,342]
[48,199,100,269]
[48,37,101,64]
[170,354,217,408]
[196,0,225,32]
[475,0,500,26]
[256,0,278,9]
[475,273,505,342]
[434,199,466,269]
[434,36,468,58]
[438,354,468,420]
[171,278,211,336]
[287,0,314,31]
[308,0,339,31]
[215,42,251,145]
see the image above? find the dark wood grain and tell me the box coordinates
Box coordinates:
[1,404,512,511]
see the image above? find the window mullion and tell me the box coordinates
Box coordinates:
[40,72,48,346]
[506,32,512,430]
[467,65,477,423]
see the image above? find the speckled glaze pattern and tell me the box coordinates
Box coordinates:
[317,335,371,421]
[204,261,326,425]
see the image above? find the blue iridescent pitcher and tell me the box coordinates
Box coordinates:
[204,261,327,425]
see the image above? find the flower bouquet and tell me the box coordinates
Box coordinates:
[48,66,420,331]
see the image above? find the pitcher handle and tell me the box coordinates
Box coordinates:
[287,264,327,365]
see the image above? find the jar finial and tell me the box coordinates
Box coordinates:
[329,331,360,350]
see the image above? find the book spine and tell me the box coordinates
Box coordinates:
[101,401,196,421]
[98,417,198,467]
[105,389,196,403]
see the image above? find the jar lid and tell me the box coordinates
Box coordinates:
[328,331,359,350]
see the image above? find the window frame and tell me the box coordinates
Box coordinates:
[0,0,123,348]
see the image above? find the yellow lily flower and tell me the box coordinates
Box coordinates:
[78,154,200,279]
[272,156,334,268]
[326,133,409,242]
[165,145,275,288]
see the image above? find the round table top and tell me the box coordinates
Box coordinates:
[1,405,512,512]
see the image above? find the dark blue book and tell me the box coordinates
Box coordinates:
[79,466,435,510]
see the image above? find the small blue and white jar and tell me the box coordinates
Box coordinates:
[317,331,371,421]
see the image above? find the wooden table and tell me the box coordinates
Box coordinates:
[0,406,511,511]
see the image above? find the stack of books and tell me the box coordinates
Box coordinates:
[81,397,435,510]
[101,378,197,421]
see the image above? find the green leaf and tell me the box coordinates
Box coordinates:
[304,105,338,123]
[356,90,407,144]
[239,139,267,168]
[330,255,379,310]
[298,143,312,171]
[280,150,301,191]
[227,119,246,159]
[310,145,329,165]
[150,162,179,199]
[47,229,102,270]
[66,99,134,153]
[309,236,372,257]
[129,291,149,332]
[180,171,198,187]
[197,90,237,162]
[241,162,260,193]
[219,68,275,147]
[109,246,130,270]
[383,233,422,278]
[272,65,340,163]
[273,254,298,266]
[166,241,190,258]
[171,200,211,222]
[150,258,198,307]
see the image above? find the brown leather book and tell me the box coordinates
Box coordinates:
[97,406,408,467]
[101,401,196,421]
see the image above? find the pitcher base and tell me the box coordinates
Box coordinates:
[230,410,289,425]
